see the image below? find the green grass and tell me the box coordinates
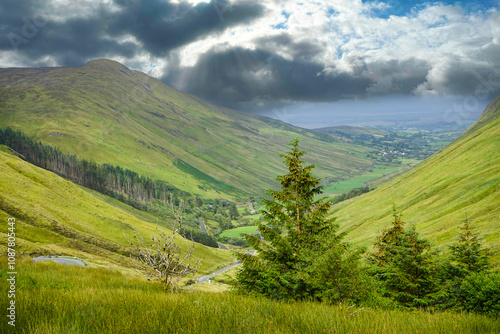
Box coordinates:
[333,94,500,265]
[0,59,375,200]
[219,226,259,238]
[323,163,414,195]
[244,212,263,221]
[1,257,499,334]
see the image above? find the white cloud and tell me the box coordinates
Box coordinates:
[132,0,500,101]
[40,0,119,22]
[2,0,498,107]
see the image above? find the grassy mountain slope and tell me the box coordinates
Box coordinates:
[0,59,373,199]
[333,94,500,263]
[0,147,233,274]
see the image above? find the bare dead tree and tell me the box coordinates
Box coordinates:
[129,197,200,291]
[169,196,184,229]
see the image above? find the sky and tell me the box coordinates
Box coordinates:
[1,0,499,128]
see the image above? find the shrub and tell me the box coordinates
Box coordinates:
[456,271,500,316]
[179,228,219,248]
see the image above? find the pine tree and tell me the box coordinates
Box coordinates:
[368,207,440,308]
[228,203,240,220]
[448,216,491,278]
[438,217,494,310]
[236,137,361,301]
[369,206,406,267]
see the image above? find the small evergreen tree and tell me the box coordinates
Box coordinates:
[438,217,494,310]
[236,137,366,302]
[228,203,240,220]
[448,216,491,278]
[368,207,440,308]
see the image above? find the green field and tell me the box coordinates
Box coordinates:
[219,226,259,238]
[2,258,499,334]
[323,162,419,195]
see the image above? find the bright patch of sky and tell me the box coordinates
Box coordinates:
[272,11,291,30]
[364,0,499,19]
[258,95,489,128]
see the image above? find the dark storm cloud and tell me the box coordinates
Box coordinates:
[433,59,500,96]
[362,58,431,95]
[163,44,445,111]
[163,47,373,111]
[254,33,324,62]
[108,0,264,56]
[0,0,264,66]
[3,15,138,67]
[0,0,39,50]
[0,0,133,65]
[165,39,500,111]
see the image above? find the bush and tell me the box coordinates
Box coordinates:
[217,236,248,247]
[309,246,375,305]
[179,228,219,248]
[456,271,500,316]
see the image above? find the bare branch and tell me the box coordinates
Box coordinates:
[127,198,200,291]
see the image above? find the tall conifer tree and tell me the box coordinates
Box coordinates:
[237,137,360,301]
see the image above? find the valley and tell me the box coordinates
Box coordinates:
[0,60,374,200]
[1,60,465,255]
[2,0,499,332]
[1,60,497,266]
[0,60,498,333]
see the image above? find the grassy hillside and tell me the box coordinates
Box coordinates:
[0,147,233,274]
[333,94,500,264]
[0,59,373,199]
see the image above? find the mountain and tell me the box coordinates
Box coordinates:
[0,59,373,199]
[333,94,500,263]
[0,145,232,273]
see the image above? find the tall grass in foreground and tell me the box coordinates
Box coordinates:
[1,258,499,334]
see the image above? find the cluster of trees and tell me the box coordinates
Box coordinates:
[332,186,371,205]
[367,211,497,314]
[206,199,240,229]
[237,138,498,315]
[0,127,188,210]
[0,127,247,248]
[179,228,219,249]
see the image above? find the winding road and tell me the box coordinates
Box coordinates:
[199,217,207,234]
[186,250,255,287]
[248,200,256,214]
[195,260,241,284]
